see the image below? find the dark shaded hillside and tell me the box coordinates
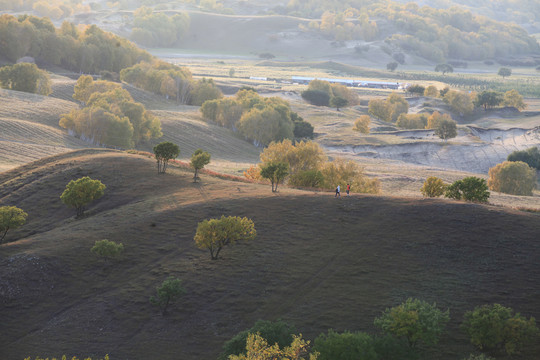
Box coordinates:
[0,150,539,360]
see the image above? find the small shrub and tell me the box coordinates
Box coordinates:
[150,276,186,315]
[313,330,377,360]
[445,177,490,203]
[220,320,296,360]
[91,239,124,259]
[421,177,446,197]
[288,169,324,188]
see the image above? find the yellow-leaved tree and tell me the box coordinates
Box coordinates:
[194,215,256,260]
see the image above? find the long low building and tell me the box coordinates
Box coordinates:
[291,76,406,90]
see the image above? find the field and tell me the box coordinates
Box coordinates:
[1,150,540,360]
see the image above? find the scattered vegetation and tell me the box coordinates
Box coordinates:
[229,333,317,360]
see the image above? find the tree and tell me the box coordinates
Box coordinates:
[353,115,370,134]
[444,90,474,116]
[475,91,503,110]
[0,206,28,243]
[194,215,256,260]
[60,177,106,218]
[435,118,457,140]
[190,149,211,182]
[301,89,330,106]
[424,85,439,98]
[150,276,186,315]
[445,177,490,203]
[488,161,537,196]
[0,63,51,95]
[260,162,289,192]
[497,67,512,79]
[507,147,540,169]
[220,320,297,360]
[153,141,180,174]
[229,333,318,360]
[293,121,314,139]
[406,84,425,96]
[368,99,392,122]
[387,62,398,71]
[426,111,452,129]
[502,89,526,110]
[421,177,446,197]
[313,330,377,360]
[374,298,450,348]
[461,304,539,356]
[329,95,348,110]
[435,63,453,74]
[91,239,124,260]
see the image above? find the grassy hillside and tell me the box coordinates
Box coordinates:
[1,150,539,359]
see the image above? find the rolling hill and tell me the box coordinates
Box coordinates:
[1,149,539,359]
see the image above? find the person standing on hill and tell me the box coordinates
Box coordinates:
[335,185,341,197]
[346,183,350,196]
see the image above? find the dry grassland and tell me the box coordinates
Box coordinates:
[1,150,539,360]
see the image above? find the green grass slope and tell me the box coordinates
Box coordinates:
[1,150,539,360]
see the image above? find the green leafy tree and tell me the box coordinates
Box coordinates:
[396,113,427,129]
[329,95,348,110]
[153,141,180,174]
[293,120,314,139]
[461,304,539,356]
[190,149,211,182]
[424,85,439,98]
[497,67,512,79]
[60,177,106,218]
[189,78,223,106]
[288,169,325,188]
[507,146,540,169]
[194,215,256,260]
[488,161,537,196]
[406,84,425,96]
[421,177,447,197]
[0,206,28,243]
[91,239,124,260]
[150,276,186,315]
[435,118,457,140]
[220,320,297,360]
[435,63,453,74]
[313,330,377,360]
[475,91,503,110]
[374,298,450,348]
[301,89,331,106]
[229,333,318,360]
[445,177,490,203]
[260,162,289,192]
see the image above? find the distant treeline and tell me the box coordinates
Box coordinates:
[0,0,90,20]
[0,14,152,73]
[284,1,540,62]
